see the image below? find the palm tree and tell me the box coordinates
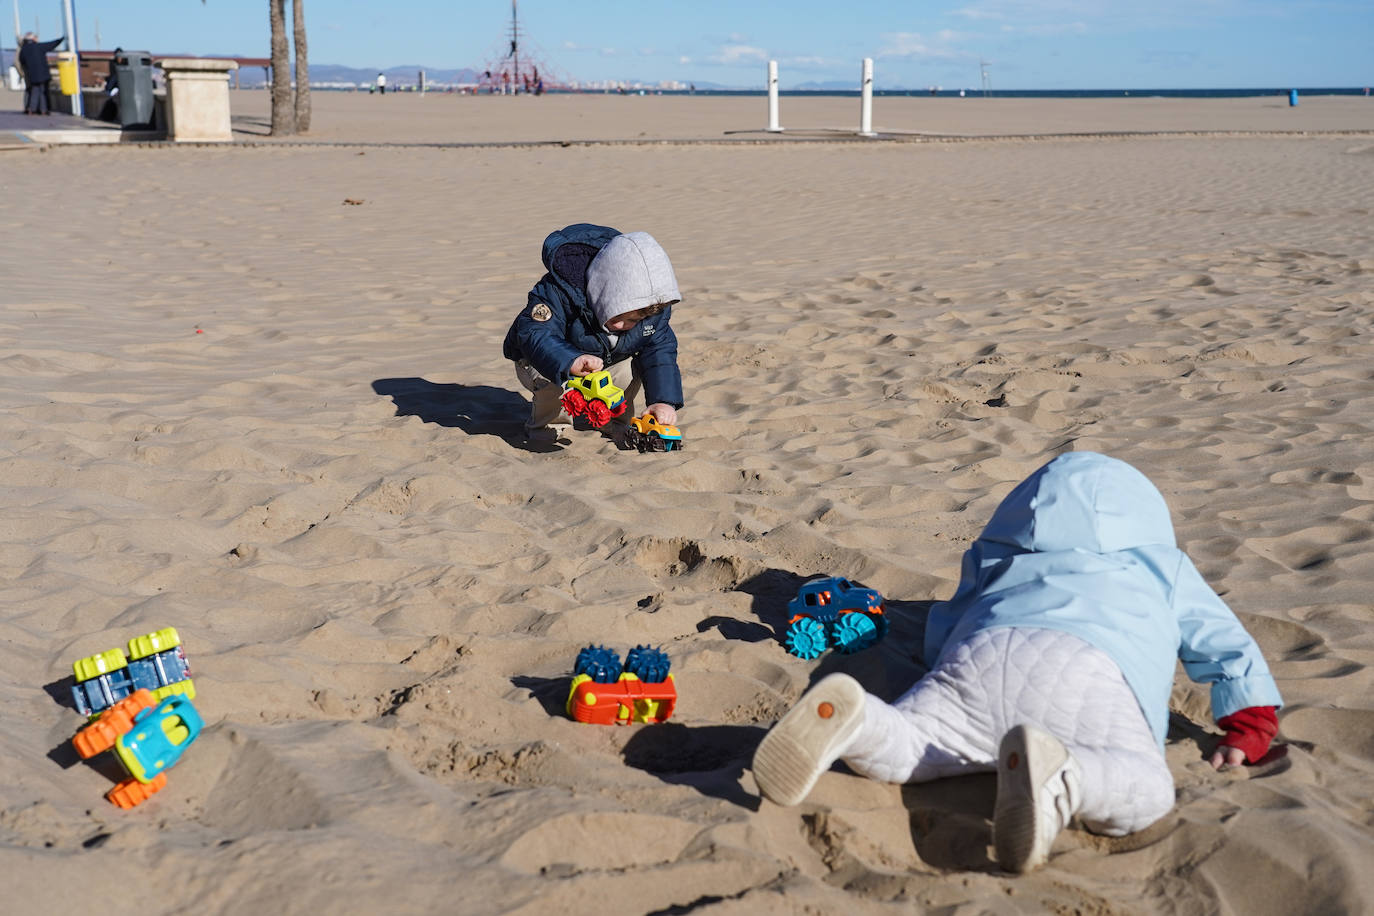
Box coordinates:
[269,0,294,134]
[292,0,310,132]
[205,0,308,136]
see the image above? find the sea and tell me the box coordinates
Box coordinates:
[653,87,1372,99]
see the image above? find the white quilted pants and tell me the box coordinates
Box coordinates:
[842,627,1175,835]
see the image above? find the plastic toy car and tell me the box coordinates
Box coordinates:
[561,370,627,427]
[623,412,684,453]
[71,627,195,718]
[566,645,676,725]
[783,576,888,659]
[72,689,204,808]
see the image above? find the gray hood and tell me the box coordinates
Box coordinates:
[586,232,681,329]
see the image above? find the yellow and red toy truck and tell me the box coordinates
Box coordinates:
[560,370,627,427]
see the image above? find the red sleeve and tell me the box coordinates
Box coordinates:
[1217,706,1279,763]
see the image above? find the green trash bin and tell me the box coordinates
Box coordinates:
[114,51,155,128]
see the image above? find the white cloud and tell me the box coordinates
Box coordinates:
[713,44,769,65]
[1031,21,1088,35]
[949,0,1247,32]
[785,55,843,70]
[879,32,964,60]
[951,6,1004,20]
[679,56,692,65]
[561,40,618,57]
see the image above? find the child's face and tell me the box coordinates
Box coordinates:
[605,303,667,332]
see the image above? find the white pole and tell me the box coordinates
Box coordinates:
[859,57,875,136]
[9,0,19,88]
[61,0,81,116]
[766,59,781,131]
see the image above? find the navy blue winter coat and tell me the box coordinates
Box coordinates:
[502,223,684,409]
[19,37,63,84]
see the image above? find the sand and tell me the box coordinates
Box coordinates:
[2,92,1373,915]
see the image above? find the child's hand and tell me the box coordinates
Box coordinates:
[1211,706,1278,769]
[1209,746,1248,770]
[569,355,604,376]
[647,403,677,425]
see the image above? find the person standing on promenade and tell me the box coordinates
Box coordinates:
[18,32,65,115]
[376,72,386,94]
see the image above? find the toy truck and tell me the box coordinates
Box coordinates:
[72,689,204,808]
[71,626,195,718]
[566,645,676,725]
[623,412,685,453]
[560,370,627,427]
[783,576,889,659]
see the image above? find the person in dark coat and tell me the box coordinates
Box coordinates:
[97,47,122,122]
[503,223,684,446]
[18,32,65,115]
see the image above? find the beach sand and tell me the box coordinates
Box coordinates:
[2,93,1373,914]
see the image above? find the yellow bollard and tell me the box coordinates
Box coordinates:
[57,52,78,95]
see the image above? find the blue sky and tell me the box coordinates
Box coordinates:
[17,1,1373,89]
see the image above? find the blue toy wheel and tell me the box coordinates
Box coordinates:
[624,645,671,683]
[574,645,623,683]
[871,612,889,641]
[784,617,828,660]
[833,612,879,654]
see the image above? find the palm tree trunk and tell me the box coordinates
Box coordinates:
[269,0,294,135]
[292,0,310,132]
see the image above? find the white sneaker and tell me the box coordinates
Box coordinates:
[993,724,1083,873]
[753,673,865,806]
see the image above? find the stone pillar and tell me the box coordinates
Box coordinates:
[157,58,239,142]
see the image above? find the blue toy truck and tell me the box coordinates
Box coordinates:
[70,627,195,718]
[783,576,888,659]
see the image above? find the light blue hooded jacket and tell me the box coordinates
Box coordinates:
[924,451,1282,746]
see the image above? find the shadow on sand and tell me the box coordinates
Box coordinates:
[373,377,545,450]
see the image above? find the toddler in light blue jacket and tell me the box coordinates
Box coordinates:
[754,451,1281,873]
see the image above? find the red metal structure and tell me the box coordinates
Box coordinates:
[478,1,569,94]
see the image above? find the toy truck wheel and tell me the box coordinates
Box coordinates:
[73,648,128,684]
[573,645,623,683]
[784,617,828,660]
[127,627,180,661]
[624,645,671,683]
[871,612,889,641]
[584,400,612,427]
[107,772,167,809]
[833,612,880,654]
[561,388,587,417]
[73,719,120,759]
